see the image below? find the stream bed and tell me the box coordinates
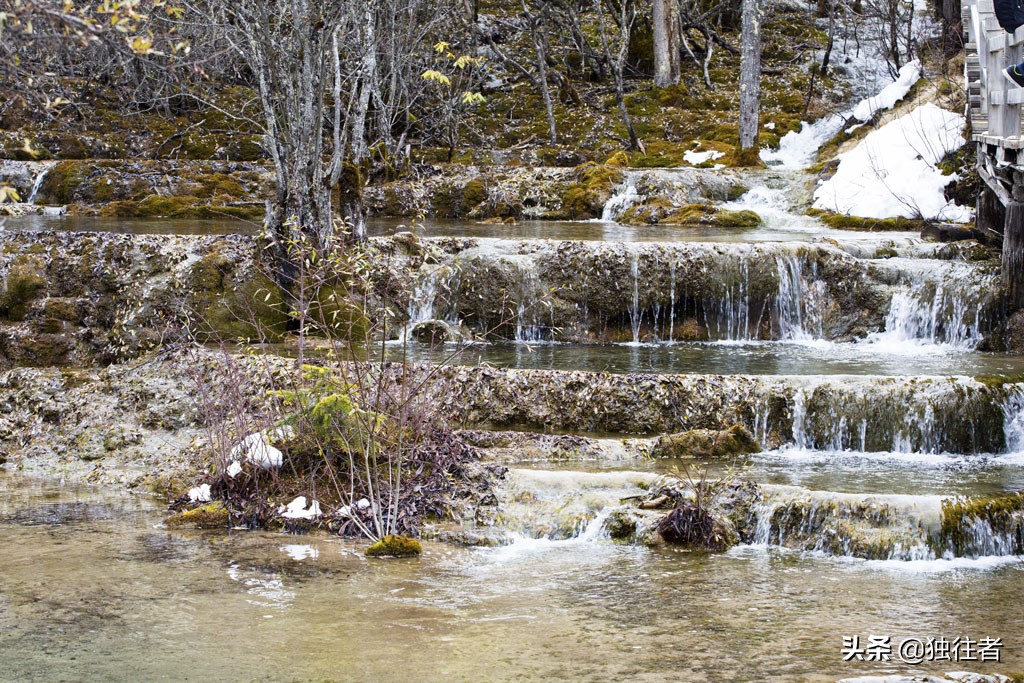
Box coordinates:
[1,471,1022,683]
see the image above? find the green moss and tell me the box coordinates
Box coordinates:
[40,160,87,204]
[166,501,230,529]
[461,178,487,209]
[808,209,926,232]
[188,252,290,342]
[604,150,630,167]
[366,534,422,557]
[1,256,47,321]
[308,285,370,341]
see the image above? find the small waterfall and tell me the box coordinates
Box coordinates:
[762,378,1017,455]
[704,255,757,341]
[407,267,443,324]
[868,261,994,350]
[791,388,808,450]
[26,167,49,204]
[511,258,545,343]
[600,173,639,222]
[774,255,826,340]
[1002,386,1024,453]
[628,250,641,344]
[743,488,940,560]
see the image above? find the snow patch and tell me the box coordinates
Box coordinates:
[187,483,212,502]
[230,431,284,469]
[279,496,322,520]
[683,149,724,166]
[812,103,971,222]
[852,60,921,121]
[761,61,921,170]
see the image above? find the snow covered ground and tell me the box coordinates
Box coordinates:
[812,103,971,222]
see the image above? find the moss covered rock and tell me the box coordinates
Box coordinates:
[652,425,761,459]
[366,534,423,557]
[165,501,230,529]
[1,255,47,321]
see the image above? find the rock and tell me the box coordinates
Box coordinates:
[365,534,422,557]
[652,425,761,459]
[921,222,983,243]
[410,319,468,344]
[165,501,229,529]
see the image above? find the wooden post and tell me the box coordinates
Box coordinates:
[978,181,1006,235]
[1003,201,1024,308]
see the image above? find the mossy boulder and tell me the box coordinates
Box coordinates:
[166,502,230,529]
[366,534,422,557]
[1,255,47,321]
[39,160,87,204]
[559,163,625,219]
[652,425,761,459]
[307,285,370,341]
[186,252,290,342]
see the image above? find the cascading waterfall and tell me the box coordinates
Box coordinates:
[26,168,49,204]
[628,250,641,344]
[494,471,1024,561]
[407,267,444,324]
[511,257,546,343]
[868,261,994,350]
[600,173,639,222]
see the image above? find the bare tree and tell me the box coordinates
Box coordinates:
[738,0,762,163]
[595,0,640,150]
[653,0,682,87]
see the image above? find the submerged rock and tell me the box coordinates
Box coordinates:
[651,424,761,459]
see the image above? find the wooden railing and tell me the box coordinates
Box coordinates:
[966,0,1024,148]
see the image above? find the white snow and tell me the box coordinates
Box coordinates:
[761,61,922,170]
[851,60,921,121]
[683,149,724,166]
[230,431,284,469]
[226,460,243,478]
[812,103,971,222]
[187,483,212,502]
[279,496,322,520]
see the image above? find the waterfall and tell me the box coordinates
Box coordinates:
[407,267,443,324]
[791,388,808,450]
[878,286,984,349]
[511,258,545,343]
[600,173,639,222]
[866,260,994,351]
[26,168,49,204]
[1002,386,1024,453]
[774,255,827,340]
[628,250,641,344]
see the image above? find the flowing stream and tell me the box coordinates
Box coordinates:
[1,472,1023,683]
[3,156,1024,681]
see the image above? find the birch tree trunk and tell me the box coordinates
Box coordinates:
[737,0,762,165]
[653,0,681,87]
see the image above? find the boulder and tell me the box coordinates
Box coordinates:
[652,424,761,459]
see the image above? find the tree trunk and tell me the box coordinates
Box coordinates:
[738,0,762,164]
[653,0,681,87]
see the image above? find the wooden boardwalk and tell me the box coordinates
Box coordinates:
[965,0,1024,304]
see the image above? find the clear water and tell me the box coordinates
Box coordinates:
[387,340,1024,378]
[1,472,1022,683]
